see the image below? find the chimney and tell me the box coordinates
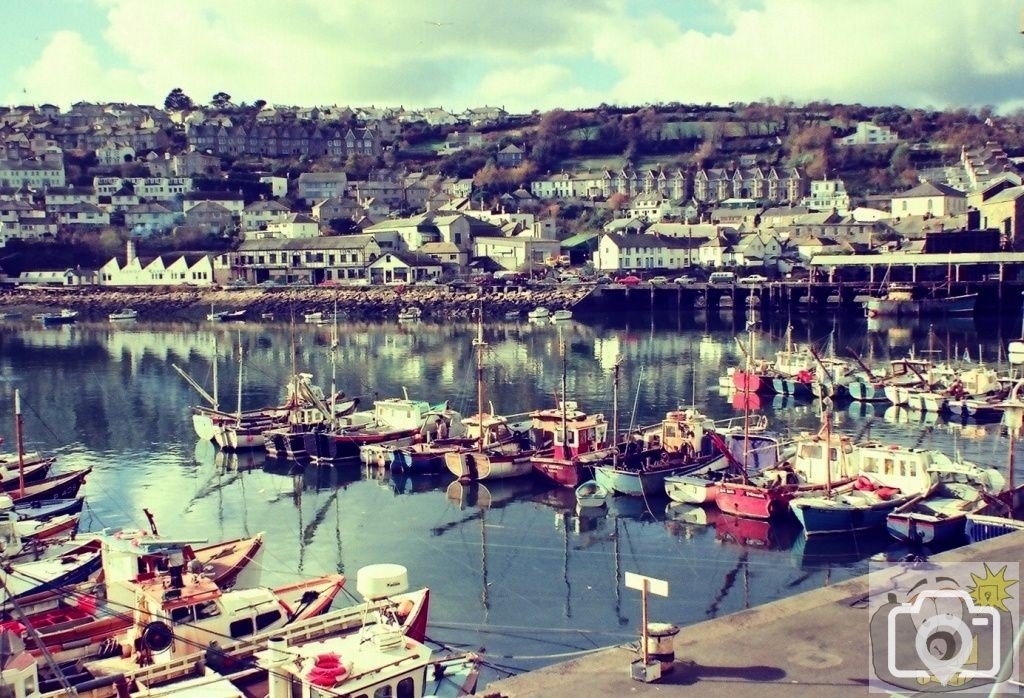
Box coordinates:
[126,238,136,265]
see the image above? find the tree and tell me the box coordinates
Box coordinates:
[211,92,232,109]
[164,88,193,112]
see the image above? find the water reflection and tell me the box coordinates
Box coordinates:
[1,311,1021,675]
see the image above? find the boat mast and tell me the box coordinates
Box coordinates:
[823,400,833,499]
[560,332,568,453]
[473,308,486,452]
[14,389,25,497]
[212,333,219,410]
[330,299,339,424]
[235,331,243,426]
[612,356,621,466]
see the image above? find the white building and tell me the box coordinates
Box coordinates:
[890,181,967,218]
[472,236,559,271]
[801,178,851,212]
[838,122,900,147]
[241,200,292,232]
[366,251,443,284]
[594,233,703,272]
[297,172,348,201]
[98,240,216,287]
[260,213,320,239]
[0,162,65,189]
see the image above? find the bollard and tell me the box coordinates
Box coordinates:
[645,622,680,672]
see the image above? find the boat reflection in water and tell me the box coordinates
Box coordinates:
[790,530,893,570]
[664,503,800,551]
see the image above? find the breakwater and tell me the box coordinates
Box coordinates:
[0,284,592,321]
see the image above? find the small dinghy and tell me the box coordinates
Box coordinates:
[575,480,608,508]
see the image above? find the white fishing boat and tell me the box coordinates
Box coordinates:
[108,308,138,322]
[527,307,550,320]
[550,309,573,322]
[397,306,423,321]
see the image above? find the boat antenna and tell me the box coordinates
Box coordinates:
[627,365,644,435]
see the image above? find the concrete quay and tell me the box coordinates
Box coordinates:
[483,532,1024,697]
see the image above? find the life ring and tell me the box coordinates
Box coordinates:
[142,621,174,653]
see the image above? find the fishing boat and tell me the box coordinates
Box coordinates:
[107,308,138,321]
[504,310,521,321]
[34,309,78,325]
[444,315,539,481]
[0,458,54,490]
[0,494,80,561]
[397,306,423,321]
[2,565,451,698]
[0,539,102,607]
[527,307,550,320]
[592,408,722,497]
[964,513,1024,543]
[550,308,573,322]
[2,527,265,620]
[664,425,775,505]
[575,480,608,508]
[12,497,84,522]
[886,463,1006,545]
[864,284,977,318]
[7,468,91,505]
[715,416,857,520]
[305,396,451,464]
[791,444,994,537]
[206,308,247,322]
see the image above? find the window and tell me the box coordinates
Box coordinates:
[255,609,282,631]
[397,677,415,698]
[196,602,220,620]
[229,618,255,638]
[374,685,394,698]
[171,606,194,623]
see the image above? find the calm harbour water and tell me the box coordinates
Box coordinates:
[0,307,1021,679]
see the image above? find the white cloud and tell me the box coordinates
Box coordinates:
[9,0,1024,111]
[7,30,141,106]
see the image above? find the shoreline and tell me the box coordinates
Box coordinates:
[0,284,592,321]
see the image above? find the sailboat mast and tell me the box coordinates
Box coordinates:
[561,336,568,451]
[14,389,25,497]
[330,300,339,423]
[474,310,486,453]
[235,331,243,425]
[212,334,219,410]
[612,358,620,466]
[824,405,833,497]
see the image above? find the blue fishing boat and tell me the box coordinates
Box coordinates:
[887,467,1006,545]
[964,513,1024,543]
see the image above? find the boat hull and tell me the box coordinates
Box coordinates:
[531,456,592,488]
[791,496,911,536]
[886,512,967,546]
[715,482,793,519]
[445,449,534,480]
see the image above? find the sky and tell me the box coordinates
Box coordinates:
[4,0,1024,114]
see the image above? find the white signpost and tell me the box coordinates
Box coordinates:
[625,571,669,683]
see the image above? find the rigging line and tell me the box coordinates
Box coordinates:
[479,646,612,661]
[0,574,79,697]
[15,394,62,445]
[429,622,638,641]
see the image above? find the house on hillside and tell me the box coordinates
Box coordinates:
[297,172,348,201]
[978,185,1024,248]
[890,181,967,218]
[496,144,525,168]
[124,202,177,234]
[241,199,291,232]
[838,122,900,146]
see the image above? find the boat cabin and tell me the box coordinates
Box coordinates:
[657,409,714,456]
[461,413,517,447]
[790,433,857,484]
[529,402,608,459]
[774,346,816,378]
[129,573,287,662]
[854,444,937,494]
[373,399,433,429]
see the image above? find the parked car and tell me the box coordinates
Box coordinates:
[673,276,695,285]
[595,275,614,285]
[616,275,642,286]
[739,274,769,284]
[648,276,669,285]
